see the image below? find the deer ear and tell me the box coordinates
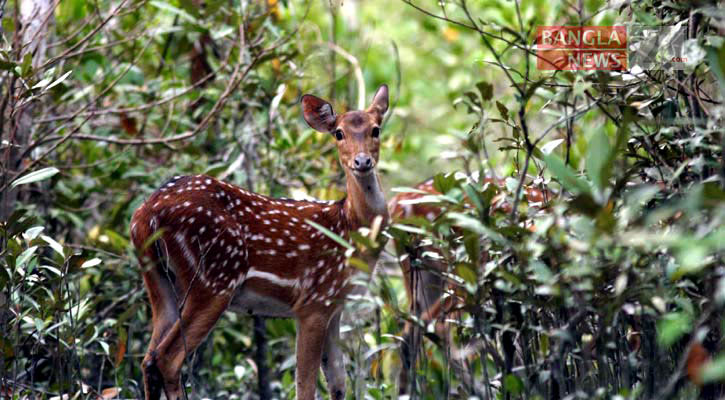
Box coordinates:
[368,84,389,118]
[301,95,337,133]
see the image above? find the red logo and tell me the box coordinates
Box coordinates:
[536,26,627,70]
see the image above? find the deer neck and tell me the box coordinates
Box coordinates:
[343,170,388,232]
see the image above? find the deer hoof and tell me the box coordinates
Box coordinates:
[143,354,164,400]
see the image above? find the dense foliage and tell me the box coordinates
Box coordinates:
[1,0,725,399]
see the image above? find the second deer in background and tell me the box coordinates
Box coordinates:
[388,175,550,393]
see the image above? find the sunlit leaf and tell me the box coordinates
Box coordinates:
[45,70,73,91]
[16,246,38,269]
[41,235,64,257]
[81,258,102,269]
[11,167,59,188]
[23,226,44,241]
[541,139,564,155]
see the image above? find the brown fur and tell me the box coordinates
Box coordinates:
[132,85,389,400]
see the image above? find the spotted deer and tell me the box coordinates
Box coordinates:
[130,85,389,400]
[388,176,550,392]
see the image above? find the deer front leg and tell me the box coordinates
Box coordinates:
[295,312,330,400]
[322,312,345,400]
[139,249,180,400]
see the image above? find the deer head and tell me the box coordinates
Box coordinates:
[301,85,389,228]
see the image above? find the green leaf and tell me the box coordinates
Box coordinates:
[447,212,509,246]
[304,220,354,251]
[16,246,38,269]
[541,139,564,155]
[543,153,591,196]
[462,183,483,212]
[45,70,73,91]
[391,223,427,235]
[701,355,725,384]
[11,167,59,188]
[21,53,32,77]
[496,101,509,120]
[585,129,613,191]
[706,43,725,97]
[524,79,546,101]
[432,173,458,194]
[150,0,197,24]
[2,17,14,35]
[476,81,493,102]
[40,235,64,257]
[656,312,692,348]
[24,226,44,240]
[32,77,52,89]
[503,374,524,396]
[456,263,477,284]
[81,258,102,269]
[0,58,16,71]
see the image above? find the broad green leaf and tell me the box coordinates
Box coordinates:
[456,263,477,284]
[476,81,493,101]
[11,167,59,188]
[585,129,613,191]
[504,374,524,396]
[23,226,44,240]
[433,173,458,194]
[17,246,38,269]
[702,355,725,384]
[2,17,14,35]
[447,212,509,246]
[40,235,64,257]
[543,153,591,195]
[656,312,692,348]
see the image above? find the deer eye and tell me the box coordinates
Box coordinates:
[334,129,344,141]
[371,127,380,138]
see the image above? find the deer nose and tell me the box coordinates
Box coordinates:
[353,153,373,172]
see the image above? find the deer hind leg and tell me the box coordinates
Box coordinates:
[138,246,180,400]
[399,256,445,394]
[322,312,345,400]
[151,289,232,400]
[399,255,424,395]
[295,312,331,400]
